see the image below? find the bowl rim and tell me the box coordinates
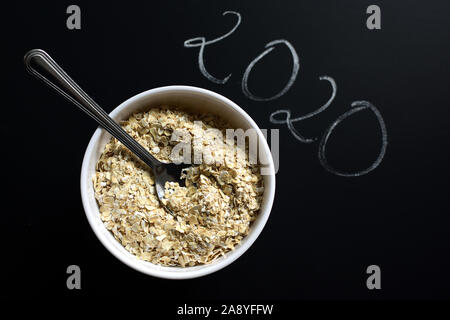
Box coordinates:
[80,85,275,279]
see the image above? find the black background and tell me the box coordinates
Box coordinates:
[3,0,450,301]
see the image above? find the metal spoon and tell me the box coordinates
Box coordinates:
[24,49,188,216]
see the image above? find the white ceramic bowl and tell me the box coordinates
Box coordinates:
[80,86,275,279]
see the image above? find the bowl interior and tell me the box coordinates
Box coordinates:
[81,86,275,279]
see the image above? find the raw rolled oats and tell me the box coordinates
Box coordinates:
[93,107,264,267]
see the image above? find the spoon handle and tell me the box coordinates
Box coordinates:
[24,49,161,169]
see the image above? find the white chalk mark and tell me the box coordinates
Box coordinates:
[184,11,241,47]
[269,76,337,143]
[242,39,299,101]
[184,11,241,84]
[318,100,388,177]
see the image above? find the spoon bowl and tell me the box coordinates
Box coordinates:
[80,85,276,279]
